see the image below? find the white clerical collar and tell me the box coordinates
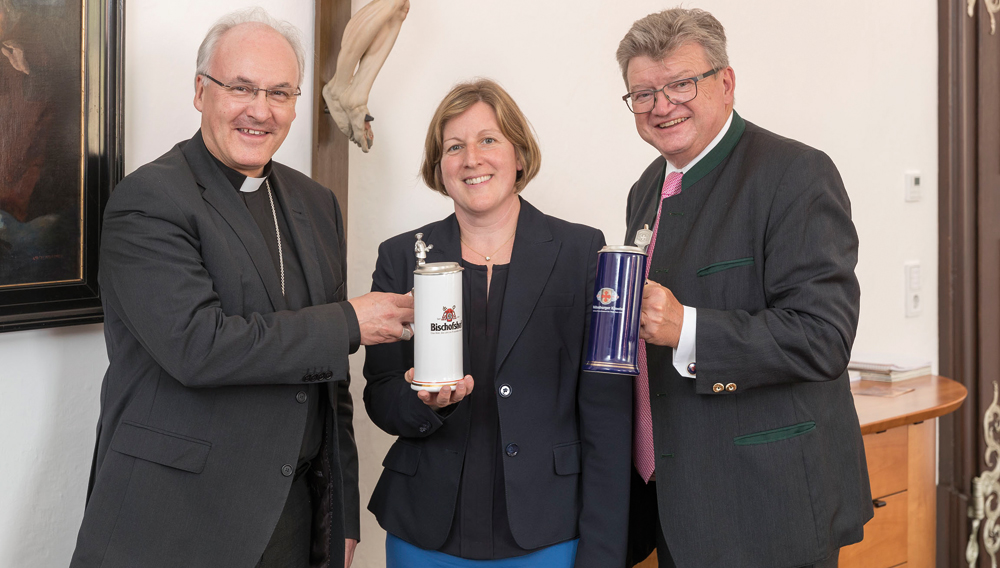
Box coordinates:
[665,110,735,176]
[240,176,267,193]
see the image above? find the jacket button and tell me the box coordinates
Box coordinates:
[687,362,697,375]
[281,464,294,477]
[505,443,519,457]
[418,422,430,433]
[712,383,725,393]
[296,391,308,403]
[726,383,737,392]
[499,384,512,398]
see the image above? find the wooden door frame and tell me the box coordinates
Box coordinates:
[937,0,983,564]
[313,0,352,232]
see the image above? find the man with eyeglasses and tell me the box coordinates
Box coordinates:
[618,8,872,568]
[71,8,413,568]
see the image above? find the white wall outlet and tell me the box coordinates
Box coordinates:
[904,171,922,202]
[904,261,921,317]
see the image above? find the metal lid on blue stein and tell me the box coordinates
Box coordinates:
[598,245,646,255]
[598,225,655,256]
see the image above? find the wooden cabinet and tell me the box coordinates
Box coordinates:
[841,376,965,568]
[842,489,908,567]
[840,420,935,568]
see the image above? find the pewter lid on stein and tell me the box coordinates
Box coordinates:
[596,225,654,255]
[414,232,434,267]
[598,245,647,255]
[414,261,464,275]
[633,224,653,253]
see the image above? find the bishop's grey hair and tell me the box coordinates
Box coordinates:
[195,7,305,86]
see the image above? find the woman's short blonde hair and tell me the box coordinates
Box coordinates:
[420,79,541,196]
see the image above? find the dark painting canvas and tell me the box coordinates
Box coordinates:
[0,0,122,332]
[0,0,83,288]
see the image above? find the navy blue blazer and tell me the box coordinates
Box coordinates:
[364,198,632,567]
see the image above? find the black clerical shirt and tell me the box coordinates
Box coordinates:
[202,138,324,473]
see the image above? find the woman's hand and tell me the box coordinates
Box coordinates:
[404,368,474,409]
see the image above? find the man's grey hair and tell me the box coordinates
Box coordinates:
[196,7,306,87]
[616,7,729,88]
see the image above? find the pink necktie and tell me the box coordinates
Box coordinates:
[634,170,682,483]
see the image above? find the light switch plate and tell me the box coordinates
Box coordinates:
[905,261,921,317]
[904,171,922,203]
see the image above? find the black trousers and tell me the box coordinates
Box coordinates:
[256,474,312,568]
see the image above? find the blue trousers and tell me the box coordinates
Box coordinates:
[385,533,579,568]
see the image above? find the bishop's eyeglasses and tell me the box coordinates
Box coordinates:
[622,68,721,114]
[201,73,301,106]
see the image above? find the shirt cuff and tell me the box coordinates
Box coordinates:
[672,305,697,378]
[339,301,362,354]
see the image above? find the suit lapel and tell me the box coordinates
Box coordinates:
[495,199,559,374]
[270,168,327,307]
[644,162,666,229]
[421,213,463,265]
[183,133,287,311]
[628,157,666,244]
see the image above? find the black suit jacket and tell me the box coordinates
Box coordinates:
[624,112,873,568]
[363,199,632,567]
[70,132,360,568]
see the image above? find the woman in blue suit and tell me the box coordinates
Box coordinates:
[363,79,631,568]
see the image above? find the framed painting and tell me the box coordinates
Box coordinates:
[0,0,123,332]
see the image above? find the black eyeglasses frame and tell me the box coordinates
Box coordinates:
[622,67,722,114]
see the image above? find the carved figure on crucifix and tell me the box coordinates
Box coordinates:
[322,0,409,152]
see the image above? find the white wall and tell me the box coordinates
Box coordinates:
[0,325,105,567]
[124,1,315,175]
[347,0,940,365]
[0,1,938,567]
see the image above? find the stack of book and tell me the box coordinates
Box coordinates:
[848,352,932,382]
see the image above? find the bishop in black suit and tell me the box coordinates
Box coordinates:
[70,10,413,568]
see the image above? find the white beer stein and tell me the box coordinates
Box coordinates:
[411,233,464,392]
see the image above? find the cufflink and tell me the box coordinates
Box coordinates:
[687,362,697,375]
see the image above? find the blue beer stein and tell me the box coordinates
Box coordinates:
[583,244,647,375]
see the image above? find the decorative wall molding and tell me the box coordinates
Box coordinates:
[969,382,1000,567]
[968,0,1000,34]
